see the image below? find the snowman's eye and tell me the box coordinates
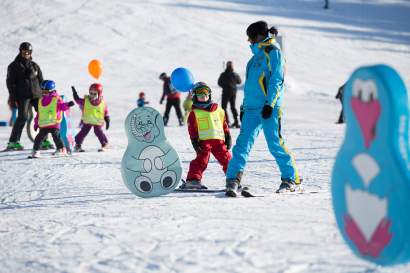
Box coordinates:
[135,176,153,193]
[353,79,378,102]
[147,120,152,125]
[160,170,176,189]
[138,121,143,125]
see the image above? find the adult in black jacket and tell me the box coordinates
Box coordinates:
[6,42,44,150]
[217,61,242,128]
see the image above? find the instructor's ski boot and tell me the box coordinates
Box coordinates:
[98,143,108,152]
[6,142,24,151]
[41,139,55,150]
[276,179,298,193]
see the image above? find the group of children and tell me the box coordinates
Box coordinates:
[29,80,110,158]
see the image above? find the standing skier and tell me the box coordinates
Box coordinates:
[72,83,110,152]
[5,42,54,150]
[181,82,232,189]
[159,72,184,126]
[218,61,242,128]
[335,83,345,124]
[225,21,300,196]
[30,80,75,158]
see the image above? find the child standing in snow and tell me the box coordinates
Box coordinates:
[71,83,110,152]
[181,82,232,189]
[30,80,75,158]
[137,91,149,107]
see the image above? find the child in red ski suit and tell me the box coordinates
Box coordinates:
[182,82,232,189]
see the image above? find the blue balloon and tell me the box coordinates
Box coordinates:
[170,67,194,92]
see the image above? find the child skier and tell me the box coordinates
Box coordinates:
[137,91,149,107]
[71,83,110,152]
[181,82,232,189]
[30,80,75,158]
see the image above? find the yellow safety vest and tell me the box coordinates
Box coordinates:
[193,107,225,140]
[82,96,105,125]
[38,97,61,127]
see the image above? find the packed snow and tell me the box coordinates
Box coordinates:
[1,0,410,272]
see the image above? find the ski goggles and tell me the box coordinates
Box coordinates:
[193,86,211,97]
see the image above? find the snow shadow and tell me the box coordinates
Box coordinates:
[167,0,410,46]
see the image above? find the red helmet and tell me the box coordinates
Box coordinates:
[89,83,103,96]
[139,92,145,98]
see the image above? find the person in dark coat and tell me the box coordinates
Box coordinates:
[6,42,44,150]
[217,61,242,128]
[336,83,345,124]
[159,72,184,126]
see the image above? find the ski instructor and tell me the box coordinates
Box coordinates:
[225,21,300,196]
[6,42,44,150]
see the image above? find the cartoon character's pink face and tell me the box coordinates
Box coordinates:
[350,79,381,148]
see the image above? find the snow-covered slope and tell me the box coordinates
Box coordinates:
[0,0,409,272]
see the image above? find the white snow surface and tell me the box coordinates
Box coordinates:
[1,0,410,272]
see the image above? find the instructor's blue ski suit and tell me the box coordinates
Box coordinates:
[226,37,300,183]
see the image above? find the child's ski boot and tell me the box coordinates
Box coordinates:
[98,143,108,152]
[180,180,206,190]
[41,139,55,150]
[28,150,40,159]
[74,144,85,152]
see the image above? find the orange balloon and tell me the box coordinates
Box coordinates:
[88,59,102,79]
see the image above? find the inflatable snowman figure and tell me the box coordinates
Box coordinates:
[332,65,410,265]
[121,107,182,198]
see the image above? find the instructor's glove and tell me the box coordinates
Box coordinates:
[8,96,17,108]
[191,138,202,153]
[34,123,39,131]
[71,86,80,101]
[239,105,244,122]
[261,105,273,119]
[67,101,75,107]
[224,133,232,150]
[104,116,110,130]
[160,98,164,105]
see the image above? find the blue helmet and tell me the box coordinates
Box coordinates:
[41,80,56,91]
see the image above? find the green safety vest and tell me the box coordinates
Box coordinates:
[82,96,105,125]
[193,107,225,140]
[38,97,61,127]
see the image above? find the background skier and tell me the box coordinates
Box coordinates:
[217,61,242,128]
[159,72,184,126]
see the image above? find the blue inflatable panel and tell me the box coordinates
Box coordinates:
[332,65,410,265]
[121,107,182,198]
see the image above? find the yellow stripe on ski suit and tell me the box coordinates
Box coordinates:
[278,107,300,184]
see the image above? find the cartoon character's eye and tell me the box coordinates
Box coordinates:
[160,170,177,189]
[138,121,143,126]
[352,79,378,102]
[134,176,153,193]
[147,120,152,125]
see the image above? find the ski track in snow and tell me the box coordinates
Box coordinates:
[1,0,410,272]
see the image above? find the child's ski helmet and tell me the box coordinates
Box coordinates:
[89,83,103,97]
[40,80,56,91]
[192,82,211,104]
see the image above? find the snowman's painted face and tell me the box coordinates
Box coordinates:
[351,79,381,149]
[130,109,159,143]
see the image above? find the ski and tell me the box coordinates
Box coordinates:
[174,188,225,193]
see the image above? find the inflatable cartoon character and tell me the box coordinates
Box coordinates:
[332,65,410,265]
[121,107,182,197]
